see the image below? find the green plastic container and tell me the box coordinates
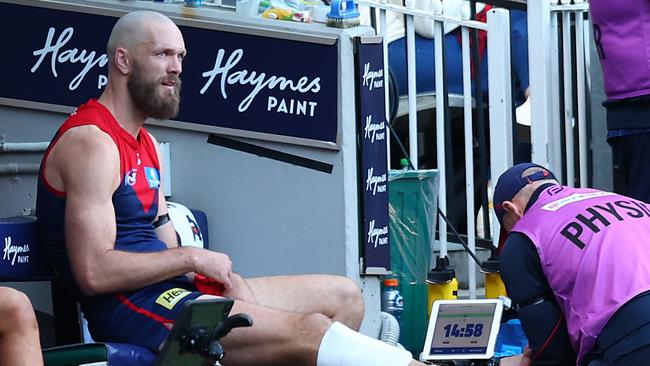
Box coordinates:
[388,169,439,356]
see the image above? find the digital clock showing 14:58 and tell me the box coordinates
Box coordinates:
[443,322,484,338]
[430,303,496,355]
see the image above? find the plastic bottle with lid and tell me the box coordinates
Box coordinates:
[399,158,410,171]
[381,278,404,325]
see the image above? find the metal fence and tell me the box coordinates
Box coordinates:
[358,0,513,298]
[358,0,593,297]
[529,0,591,187]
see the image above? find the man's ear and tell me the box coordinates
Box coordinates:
[502,201,520,216]
[501,200,523,231]
[114,47,130,75]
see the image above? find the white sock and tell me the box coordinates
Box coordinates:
[316,321,413,366]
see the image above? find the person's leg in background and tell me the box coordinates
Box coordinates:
[608,133,650,202]
[387,33,466,97]
[510,9,530,104]
[509,9,532,165]
[0,287,43,366]
[608,132,650,202]
[387,33,477,235]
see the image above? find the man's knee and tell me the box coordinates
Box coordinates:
[333,277,364,310]
[228,272,256,302]
[0,288,37,327]
[327,277,364,329]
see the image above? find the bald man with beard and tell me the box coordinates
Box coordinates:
[35,10,433,366]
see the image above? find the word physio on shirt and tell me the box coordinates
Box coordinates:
[558,199,650,249]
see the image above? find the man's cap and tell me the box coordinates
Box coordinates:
[493,162,556,228]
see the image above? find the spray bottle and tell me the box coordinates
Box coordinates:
[481,251,507,299]
[426,256,458,316]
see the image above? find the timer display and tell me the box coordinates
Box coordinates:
[429,302,496,355]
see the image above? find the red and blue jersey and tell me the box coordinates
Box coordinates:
[36,100,198,350]
[37,99,165,291]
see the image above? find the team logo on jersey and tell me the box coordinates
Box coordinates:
[155,288,192,310]
[144,167,161,189]
[124,169,137,186]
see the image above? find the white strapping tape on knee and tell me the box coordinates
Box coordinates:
[316,321,413,366]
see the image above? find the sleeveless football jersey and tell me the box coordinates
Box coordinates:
[36,99,165,299]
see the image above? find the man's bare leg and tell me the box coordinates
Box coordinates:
[203,294,329,366]
[0,288,43,366]
[237,274,365,330]
[200,294,427,366]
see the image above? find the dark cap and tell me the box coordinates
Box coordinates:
[493,162,556,227]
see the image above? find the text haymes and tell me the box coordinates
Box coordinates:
[367,220,388,248]
[560,199,650,249]
[366,167,387,196]
[201,49,321,113]
[364,115,386,143]
[31,27,108,91]
[362,63,384,91]
[3,237,30,266]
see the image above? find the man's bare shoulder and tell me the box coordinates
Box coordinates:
[46,125,120,192]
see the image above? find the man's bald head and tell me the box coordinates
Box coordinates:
[106,10,179,62]
[101,10,185,120]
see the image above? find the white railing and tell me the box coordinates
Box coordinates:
[529,0,590,186]
[358,0,513,299]
[358,0,593,299]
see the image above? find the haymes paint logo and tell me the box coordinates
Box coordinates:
[31,27,109,90]
[30,29,325,118]
[3,236,30,265]
[200,48,323,116]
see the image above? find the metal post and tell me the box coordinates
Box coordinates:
[550,12,563,182]
[379,4,392,169]
[434,19,448,258]
[528,0,553,169]
[487,9,512,247]
[461,26,476,299]
[469,0,490,243]
[562,10,575,186]
[405,0,419,167]
[575,10,588,187]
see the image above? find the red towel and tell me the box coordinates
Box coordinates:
[194,273,226,296]
[455,5,493,79]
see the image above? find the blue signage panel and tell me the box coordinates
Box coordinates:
[0,217,51,281]
[356,38,389,273]
[0,2,338,146]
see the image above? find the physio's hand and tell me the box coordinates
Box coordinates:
[500,348,533,366]
[194,249,233,290]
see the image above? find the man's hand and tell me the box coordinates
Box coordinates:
[193,250,234,290]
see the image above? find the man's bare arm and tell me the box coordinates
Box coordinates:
[50,126,232,295]
[149,133,179,249]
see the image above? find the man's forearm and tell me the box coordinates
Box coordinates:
[75,246,198,296]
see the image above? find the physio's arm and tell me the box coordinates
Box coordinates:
[500,233,576,365]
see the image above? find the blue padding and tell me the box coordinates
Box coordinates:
[495,319,529,358]
[106,342,156,366]
[0,216,52,281]
[189,209,209,248]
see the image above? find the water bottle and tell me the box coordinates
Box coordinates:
[399,158,409,171]
[381,278,404,325]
